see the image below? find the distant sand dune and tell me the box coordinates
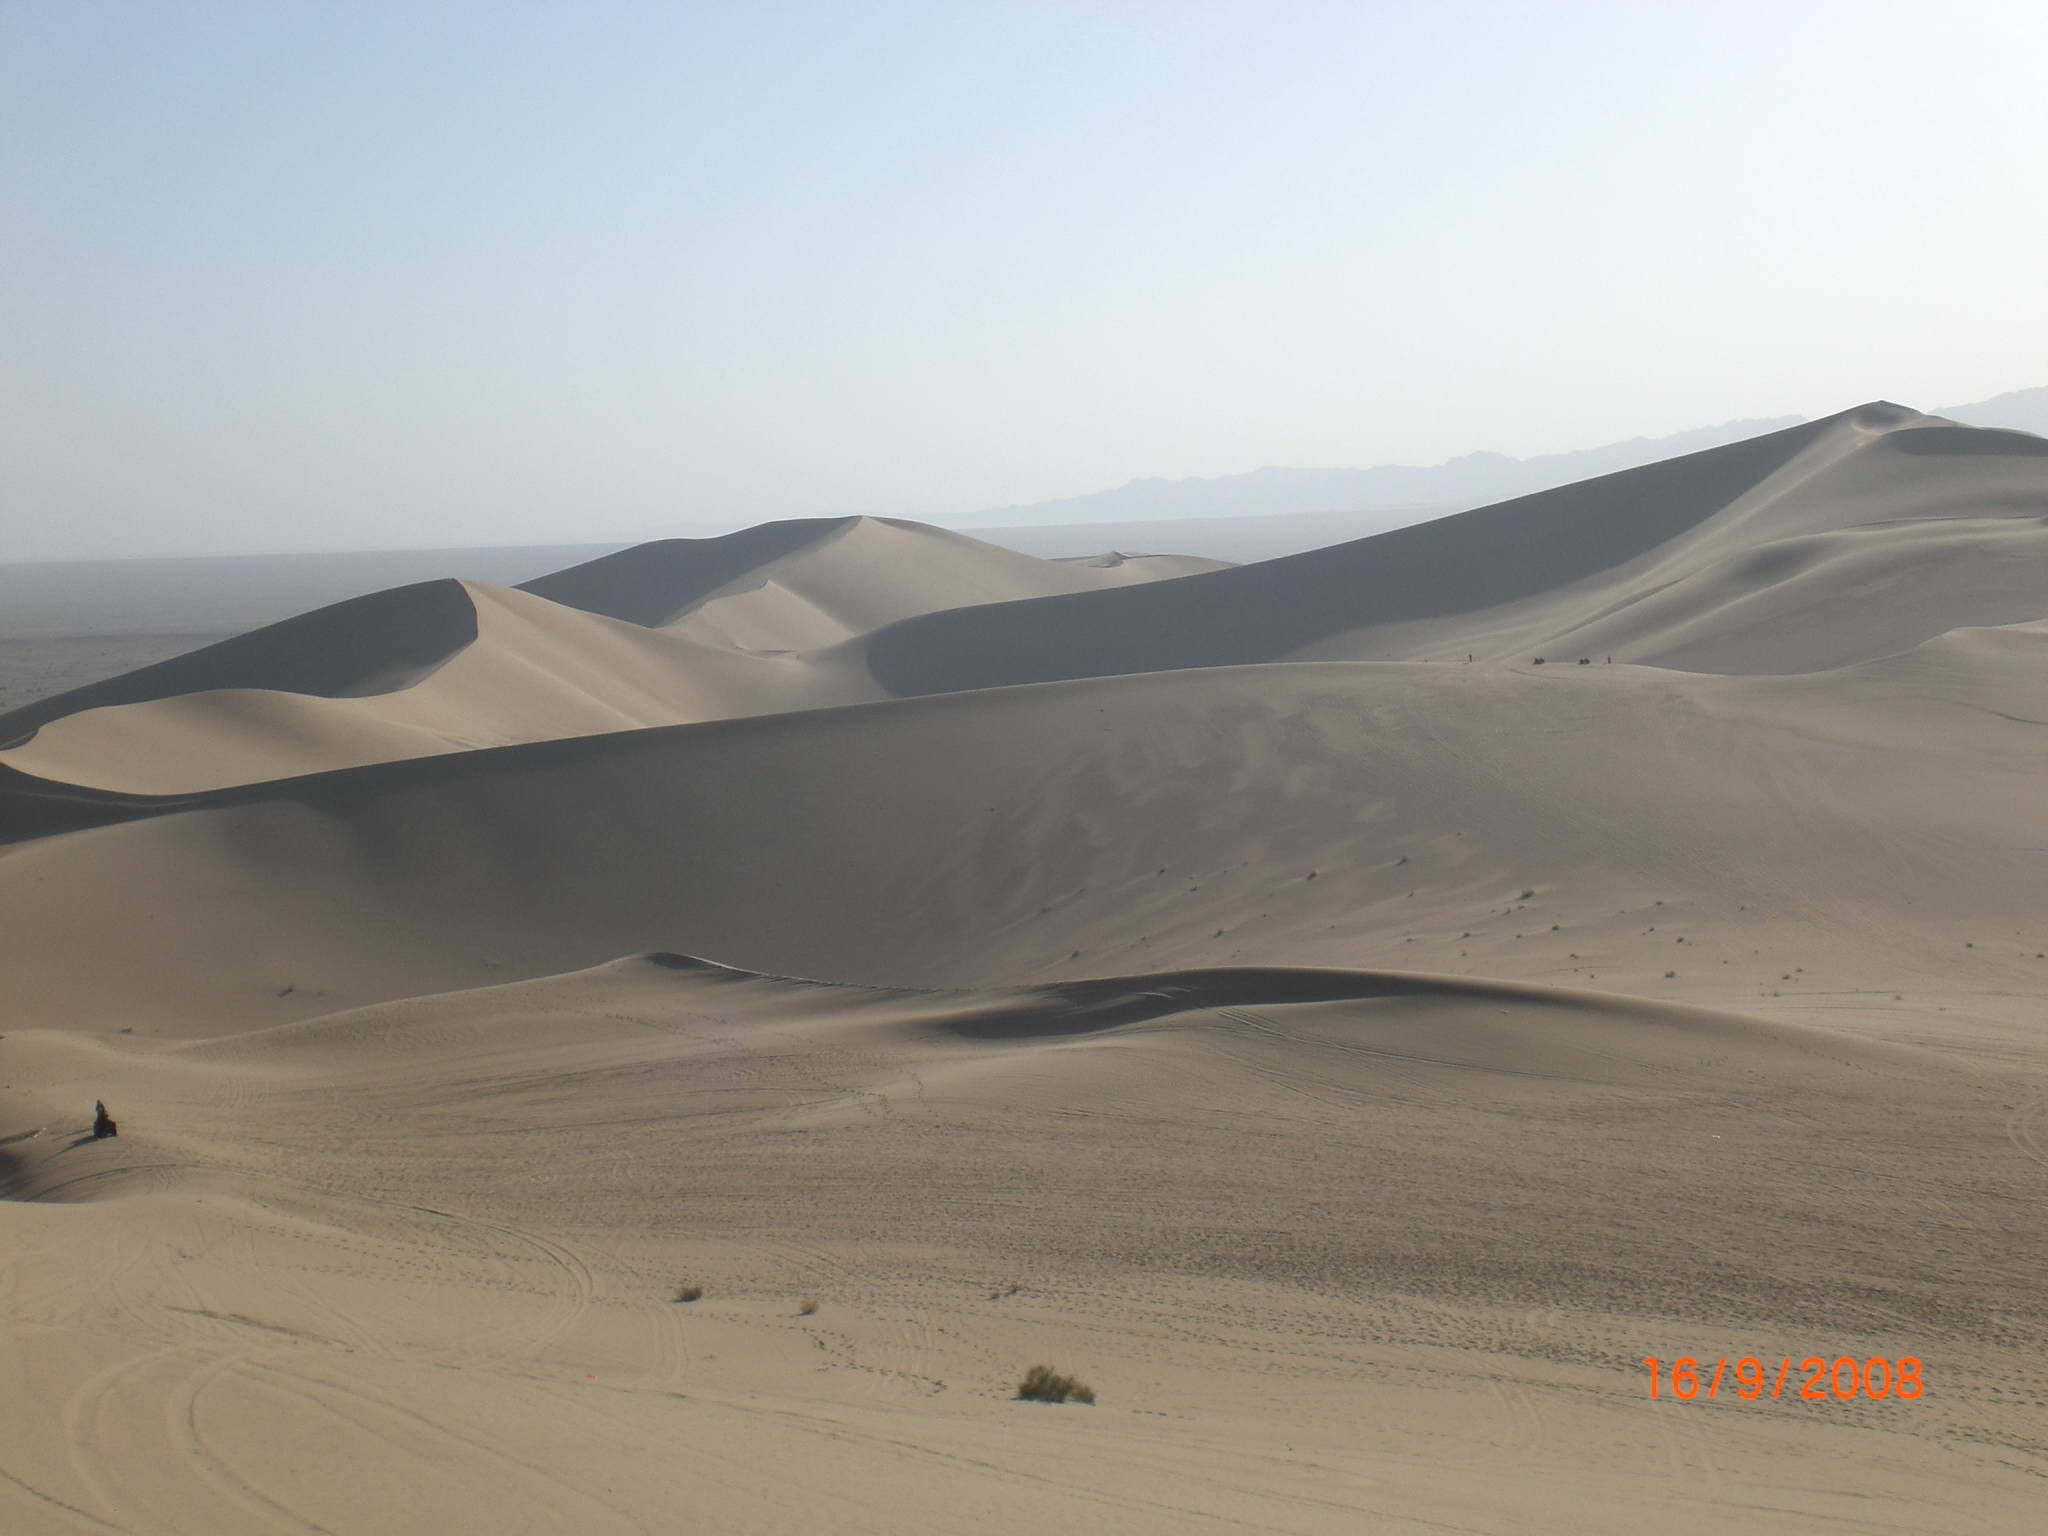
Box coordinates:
[0,578,482,741]
[0,580,870,792]
[0,520,1227,792]
[8,407,2041,799]
[858,404,2048,693]
[520,514,1233,645]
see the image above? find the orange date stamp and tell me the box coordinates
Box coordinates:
[1643,1355,1922,1400]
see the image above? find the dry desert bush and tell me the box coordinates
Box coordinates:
[1017,1364,1096,1405]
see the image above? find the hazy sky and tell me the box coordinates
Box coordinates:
[5,1,2044,560]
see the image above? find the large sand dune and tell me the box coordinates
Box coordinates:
[0,580,871,793]
[520,514,1231,647]
[5,650,2042,1043]
[11,406,2041,799]
[860,404,2048,693]
[0,520,1223,793]
[3,404,2045,1533]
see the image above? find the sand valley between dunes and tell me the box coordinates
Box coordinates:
[3,404,2046,1533]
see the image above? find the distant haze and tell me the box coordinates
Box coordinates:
[5,4,2044,561]
[949,385,2048,535]
[948,415,1805,532]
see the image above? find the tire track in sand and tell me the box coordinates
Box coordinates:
[238,1357,650,1534]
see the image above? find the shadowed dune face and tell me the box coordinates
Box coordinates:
[6,406,2041,800]
[520,514,1235,647]
[857,404,2048,692]
[862,413,1845,690]
[516,519,849,627]
[0,518,1232,792]
[0,580,480,747]
[0,581,876,795]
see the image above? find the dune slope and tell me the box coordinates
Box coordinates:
[10,407,2040,798]
[857,405,2048,694]
[3,644,2041,1043]
[3,404,2046,1535]
[0,579,482,745]
[0,520,1234,793]
[0,581,875,793]
[521,514,1233,649]
[2,953,2040,1534]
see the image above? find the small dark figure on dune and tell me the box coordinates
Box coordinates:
[92,1101,117,1139]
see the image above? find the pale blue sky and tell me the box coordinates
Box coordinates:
[5,1,2044,559]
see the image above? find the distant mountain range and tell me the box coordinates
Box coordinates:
[1941,384,2048,434]
[953,385,2047,533]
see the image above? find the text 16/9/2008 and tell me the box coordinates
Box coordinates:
[1643,1356,1922,1400]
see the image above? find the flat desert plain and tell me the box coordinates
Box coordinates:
[3,403,2045,1533]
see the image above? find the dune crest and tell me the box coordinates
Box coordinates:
[0,520,1235,792]
[857,404,2048,693]
[521,514,1234,648]
[9,410,2043,798]
[0,578,482,746]
[0,579,875,793]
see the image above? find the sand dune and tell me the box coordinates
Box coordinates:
[0,580,873,793]
[521,514,1232,648]
[4,404,2046,1534]
[1,520,1227,793]
[3,953,2041,1533]
[12,407,2040,798]
[0,578,485,739]
[858,404,2048,694]
[5,647,2042,1045]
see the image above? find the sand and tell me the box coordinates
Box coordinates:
[2,403,2045,1533]
[520,516,1233,645]
[860,404,2048,691]
[1,521,1228,793]
[0,544,634,719]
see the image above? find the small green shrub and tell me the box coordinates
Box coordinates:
[674,1283,704,1303]
[1017,1364,1095,1405]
